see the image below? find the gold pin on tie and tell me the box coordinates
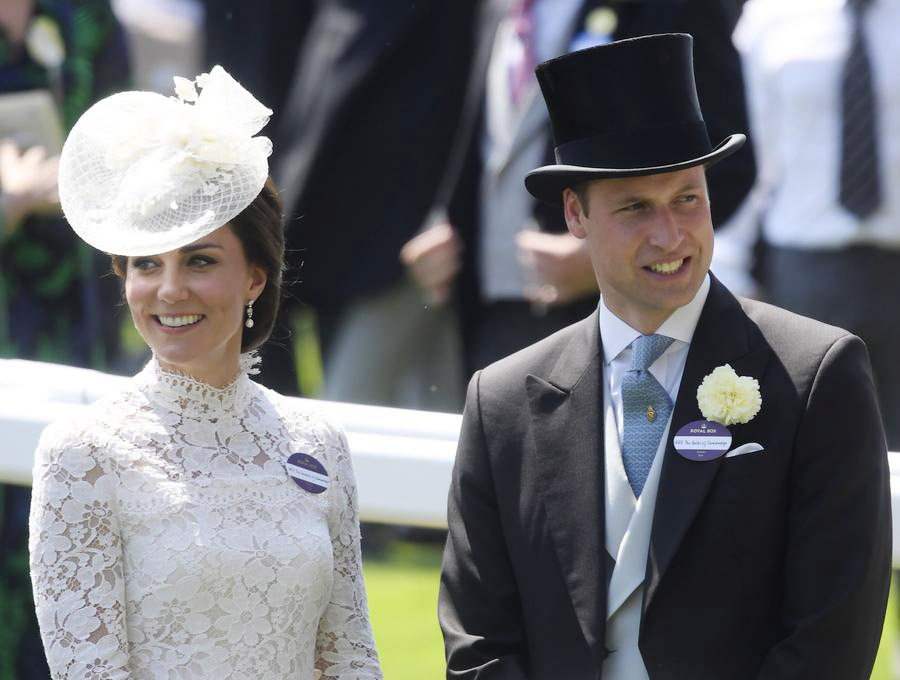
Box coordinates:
[646,405,656,422]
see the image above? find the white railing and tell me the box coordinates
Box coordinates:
[4,359,900,567]
[0,359,460,529]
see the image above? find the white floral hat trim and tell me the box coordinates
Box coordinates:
[58,65,272,256]
[696,364,761,426]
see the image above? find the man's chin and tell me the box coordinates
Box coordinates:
[639,282,704,320]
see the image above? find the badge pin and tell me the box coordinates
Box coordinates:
[673,420,732,462]
[286,452,329,494]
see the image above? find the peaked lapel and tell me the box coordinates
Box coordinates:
[526,312,607,668]
[643,276,772,615]
[464,0,512,135]
[485,84,547,179]
[486,0,596,177]
[483,2,548,178]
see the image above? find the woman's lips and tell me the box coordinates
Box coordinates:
[154,314,204,328]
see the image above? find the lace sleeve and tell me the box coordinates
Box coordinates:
[314,420,382,679]
[28,420,130,679]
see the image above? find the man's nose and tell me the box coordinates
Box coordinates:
[647,208,684,251]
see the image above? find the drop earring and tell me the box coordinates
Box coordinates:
[245,300,255,328]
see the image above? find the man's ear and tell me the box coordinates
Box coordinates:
[563,188,587,239]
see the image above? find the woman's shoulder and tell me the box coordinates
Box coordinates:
[34,413,110,484]
[253,387,360,511]
[250,385,360,516]
[253,383,350,459]
[36,381,143,462]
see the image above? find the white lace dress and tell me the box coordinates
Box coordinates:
[28,356,382,679]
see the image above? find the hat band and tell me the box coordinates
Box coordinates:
[554,121,712,169]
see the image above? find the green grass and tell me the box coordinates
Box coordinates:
[872,581,897,680]
[365,543,900,680]
[364,541,446,680]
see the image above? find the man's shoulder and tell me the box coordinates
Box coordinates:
[738,295,853,354]
[734,294,870,398]
[476,314,596,392]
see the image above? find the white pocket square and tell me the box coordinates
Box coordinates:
[725,443,765,458]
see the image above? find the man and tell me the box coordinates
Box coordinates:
[439,34,891,679]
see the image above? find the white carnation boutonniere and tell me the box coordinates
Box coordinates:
[696,364,761,426]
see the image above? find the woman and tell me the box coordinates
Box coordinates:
[28,66,382,679]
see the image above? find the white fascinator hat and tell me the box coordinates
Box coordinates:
[57,65,273,256]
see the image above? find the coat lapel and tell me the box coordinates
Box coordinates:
[526,312,607,667]
[644,277,771,615]
[483,3,549,178]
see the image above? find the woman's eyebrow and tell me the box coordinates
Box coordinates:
[179,243,224,253]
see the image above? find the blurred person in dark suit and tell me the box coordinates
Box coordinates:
[202,0,315,151]
[402,0,756,376]
[714,0,900,450]
[272,0,480,408]
[202,0,315,394]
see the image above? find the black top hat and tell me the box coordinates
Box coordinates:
[525,33,745,205]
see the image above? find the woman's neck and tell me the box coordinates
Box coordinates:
[156,356,242,389]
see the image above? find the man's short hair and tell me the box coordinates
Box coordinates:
[572,181,592,218]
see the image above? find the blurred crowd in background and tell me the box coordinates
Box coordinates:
[0,0,898,677]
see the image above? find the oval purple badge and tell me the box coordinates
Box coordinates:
[286,453,329,494]
[673,421,732,462]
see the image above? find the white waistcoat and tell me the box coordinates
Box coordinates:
[602,384,671,680]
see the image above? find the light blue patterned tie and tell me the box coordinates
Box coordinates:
[622,334,674,497]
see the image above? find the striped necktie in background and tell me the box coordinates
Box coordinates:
[839,0,881,219]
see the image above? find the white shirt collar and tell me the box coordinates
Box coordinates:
[599,274,711,366]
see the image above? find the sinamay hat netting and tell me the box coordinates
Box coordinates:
[57,65,272,256]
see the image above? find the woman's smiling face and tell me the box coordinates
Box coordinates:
[125,225,266,386]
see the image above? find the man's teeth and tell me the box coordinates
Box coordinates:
[158,315,202,327]
[649,259,684,274]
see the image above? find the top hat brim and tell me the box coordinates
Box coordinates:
[525,133,746,205]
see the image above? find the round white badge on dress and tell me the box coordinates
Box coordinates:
[286,453,329,493]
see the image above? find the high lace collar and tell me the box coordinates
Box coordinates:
[135,352,260,420]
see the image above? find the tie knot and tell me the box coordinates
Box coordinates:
[629,334,674,371]
[847,0,872,15]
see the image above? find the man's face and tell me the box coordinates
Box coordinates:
[563,165,713,333]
